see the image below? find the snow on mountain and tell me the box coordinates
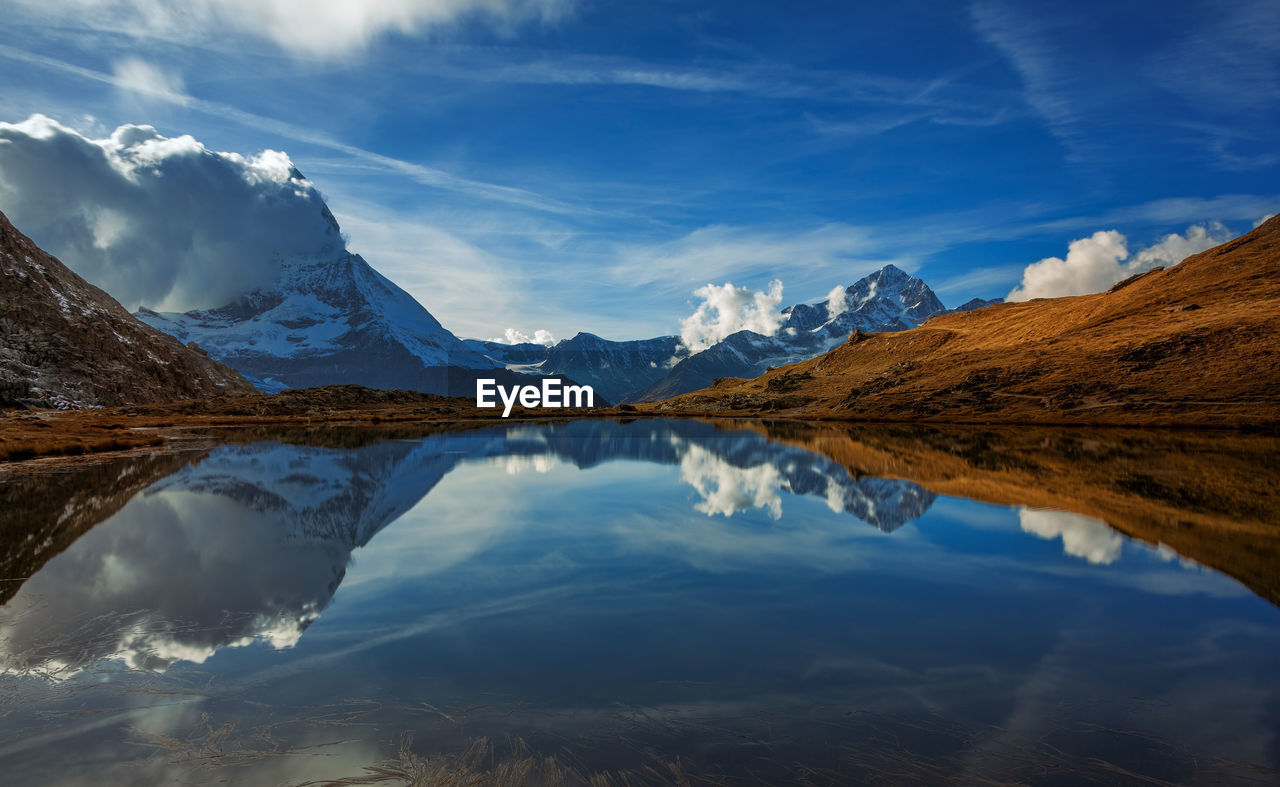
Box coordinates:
[634,264,949,401]
[460,338,550,368]
[467,265,953,404]
[460,332,687,405]
[137,207,498,394]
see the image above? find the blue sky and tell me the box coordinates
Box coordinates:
[0,0,1276,341]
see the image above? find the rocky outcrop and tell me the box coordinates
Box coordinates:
[0,210,256,408]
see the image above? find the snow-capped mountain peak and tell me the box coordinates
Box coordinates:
[634,265,948,401]
[137,210,496,394]
[466,264,953,404]
[809,264,945,334]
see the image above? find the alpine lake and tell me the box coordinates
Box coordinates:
[0,418,1277,785]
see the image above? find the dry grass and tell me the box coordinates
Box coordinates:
[0,384,633,464]
[650,215,1280,429]
[300,736,697,787]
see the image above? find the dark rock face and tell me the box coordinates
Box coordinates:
[539,333,687,404]
[0,210,256,408]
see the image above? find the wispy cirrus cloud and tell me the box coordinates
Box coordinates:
[6,0,577,59]
[400,48,1023,134]
[609,223,911,296]
[0,43,581,215]
[110,57,188,105]
[970,0,1082,150]
[1042,194,1280,232]
[971,0,1280,169]
[331,203,531,339]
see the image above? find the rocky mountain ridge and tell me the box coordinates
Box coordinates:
[470,264,958,403]
[0,209,256,408]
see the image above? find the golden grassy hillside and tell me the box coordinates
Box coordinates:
[653,215,1280,428]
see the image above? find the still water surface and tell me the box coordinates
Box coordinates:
[0,419,1277,784]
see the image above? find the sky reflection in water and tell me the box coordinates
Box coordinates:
[0,419,1276,785]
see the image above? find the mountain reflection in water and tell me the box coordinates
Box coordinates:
[1,421,936,676]
[0,418,1276,785]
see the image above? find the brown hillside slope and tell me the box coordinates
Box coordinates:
[654,214,1280,428]
[0,209,257,407]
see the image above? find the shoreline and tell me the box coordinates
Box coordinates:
[4,396,1279,466]
[5,412,1277,610]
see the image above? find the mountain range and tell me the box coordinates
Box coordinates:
[2,169,998,408]
[462,265,996,403]
[136,219,983,404]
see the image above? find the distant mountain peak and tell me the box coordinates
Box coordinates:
[870,262,910,279]
[630,266,949,402]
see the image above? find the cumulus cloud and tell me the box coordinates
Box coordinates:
[680,280,784,353]
[679,444,785,519]
[1007,230,1129,301]
[1131,223,1229,269]
[824,284,850,316]
[10,0,573,59]
[0,114,344,310]
[491,328,556,345]
[1007,224,1229,301]
[1018,508,1123,565]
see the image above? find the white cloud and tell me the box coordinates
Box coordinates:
[1018,508,1123,565]
[0,114,345,311]
[111,57,188,104]
[1007,230,1128,301]
[490,328,556,345]
[680,280,784,353]
[502,454,556,474]
[824,284,849,316]
[9,0,575,59]
[1007,224,1228,301]
[1255,213,1276,228]
[679,444,785,519]
[1131,223,1228,268]
[0,45,576,215]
